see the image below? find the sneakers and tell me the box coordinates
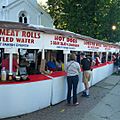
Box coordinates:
[73,102,79,106]
[81,91,86,96]
[66,102,79,106]
[82,94,89,98]
[81,91,90,98]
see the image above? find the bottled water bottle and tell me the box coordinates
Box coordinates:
[1,67,7,81]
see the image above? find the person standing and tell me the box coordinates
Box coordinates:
[95,54,101,66]
[65,53,80,105]
[114,53,119,74]
[2,55,9,74]
[56,60,63,71]
[80,53,92,97]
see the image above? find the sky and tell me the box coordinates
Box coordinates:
[37,0,48,5]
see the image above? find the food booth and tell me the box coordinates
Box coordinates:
[42,32,119,105]
[0,22,52,118]
[0,21,119,118]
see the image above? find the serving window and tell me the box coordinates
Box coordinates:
[0,48,42,81]
[45,50,64,72]
[0,48,66,82]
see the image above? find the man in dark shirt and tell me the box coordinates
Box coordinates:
[81,53,92,97]
[114,54,119,74]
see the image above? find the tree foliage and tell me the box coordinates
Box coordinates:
[47,0,120,43]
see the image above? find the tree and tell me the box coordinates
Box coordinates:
[47,0,120,43]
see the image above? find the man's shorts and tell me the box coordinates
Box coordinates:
[83,70,92,83]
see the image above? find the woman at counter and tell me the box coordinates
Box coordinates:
[65,53,80,105]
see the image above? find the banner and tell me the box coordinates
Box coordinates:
[0,29,119,52]
[0,28,43,49]
[43,34,119,52]
[43,34,83,51]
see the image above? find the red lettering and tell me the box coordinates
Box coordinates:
[37,33,41,38]
[22,31,40,39]
[10,37,14,42]
[22,31,26,37]
[54,36,65,41]
[0,37,14,42]
[59,36,63,41]
[16,38,21,42]
[31,39,34,43]
[15,30,19,36]
[0,29,5,35]
[0,29,19,36]
[27,32,31,37]
[54,36,59,40]
[16,38,34,43]
[67,38,77,43]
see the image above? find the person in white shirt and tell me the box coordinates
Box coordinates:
[65,53,80,105]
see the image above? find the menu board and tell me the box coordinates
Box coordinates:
[0,28,43,49]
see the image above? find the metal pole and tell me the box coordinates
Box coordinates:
[9,53,13,74]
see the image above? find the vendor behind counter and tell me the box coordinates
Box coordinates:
[46,59,57,72]
[2,54,18,75]
[19,58,29,75]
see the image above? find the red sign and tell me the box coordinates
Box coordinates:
[0,29,41,49]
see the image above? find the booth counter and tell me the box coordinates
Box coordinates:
[48,71,67,105]
[0,62,114,118]
[0,74,52,119]
[92,62,114,85]
[46,71,85,105]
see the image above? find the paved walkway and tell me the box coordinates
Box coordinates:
[82,74,120,120]
[4,75,120,120]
